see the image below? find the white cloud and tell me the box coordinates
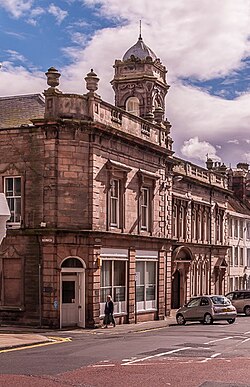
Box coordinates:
[0,62,44,96]
[227,139,240,144]
[181,136,221,162]
[243,153,250,162]
[48,3,68,24]
[27,6,45,25]
[1,0,250,167]
[83,0,250,80]
[0,0,33,18]
[70,32,87,46]
[5,49,27,63]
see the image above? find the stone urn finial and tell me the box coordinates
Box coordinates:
[85,69,99,93]
[45,67,61,89]
[153,106,164,124]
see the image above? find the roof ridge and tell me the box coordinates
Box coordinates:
[0,93,44,101]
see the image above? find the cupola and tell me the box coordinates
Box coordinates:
[111,33,170,120]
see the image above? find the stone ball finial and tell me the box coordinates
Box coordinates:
[145,111,154,122]
[45,67,61,88]
[85,69,99,93]
[153,106,164,123]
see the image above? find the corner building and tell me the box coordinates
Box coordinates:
[0,36,230,327]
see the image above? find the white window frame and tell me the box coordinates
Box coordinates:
[234,219,239,239]
[126,97,140,116]
[234,247,239,266]
[100,258,127,316]
[240,247,244,266]
[4,176,21,227]
[247,248,250,268]
[141,187,150,231]
[172,204,178,238]
[110,179,120,228]
[135,259,157,312]
[228,217,232,238]
[247,222,250,240]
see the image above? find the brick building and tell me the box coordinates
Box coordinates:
[0,35,237,328]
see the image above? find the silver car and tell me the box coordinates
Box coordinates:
[226,290,250,316]
[176,295,237,325]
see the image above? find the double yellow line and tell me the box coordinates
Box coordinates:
[0,336,71,354]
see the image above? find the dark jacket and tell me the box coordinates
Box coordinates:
[104,300,114,315]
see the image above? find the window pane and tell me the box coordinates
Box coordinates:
[136,261,144,285]
[100,287,112,303]
[114,261,126,286]
[114,286,125,302]
[146,261,156,284]
[5,178,13,196]
[15,197,21,222]
[136,285,144,302]
[146,285,155,300]
[62,281,75,303]
[101,260,112,287]
[14,178,21,196]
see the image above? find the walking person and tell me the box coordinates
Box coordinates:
[103,295,116,328]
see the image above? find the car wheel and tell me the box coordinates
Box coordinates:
[176,314,186,325]
[227,318,235,324]
[203,313,213,324]
[244,306,250,316]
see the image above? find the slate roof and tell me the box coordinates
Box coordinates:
[228,195,250,215]
[0,94,45,129]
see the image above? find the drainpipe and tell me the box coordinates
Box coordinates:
[37,235,42,328]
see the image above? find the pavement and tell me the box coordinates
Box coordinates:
[0,313,177,351]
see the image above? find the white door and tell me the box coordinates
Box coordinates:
[61,275,78,326]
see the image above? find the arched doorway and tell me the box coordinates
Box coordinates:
[171,247,192,309]
[171,270,180,309]
[60,257,86,328]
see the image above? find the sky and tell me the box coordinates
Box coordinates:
[1,0,250,168]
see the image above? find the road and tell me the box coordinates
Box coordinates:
[0,316,250,386]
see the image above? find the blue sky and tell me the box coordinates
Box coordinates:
[1,0,250,168]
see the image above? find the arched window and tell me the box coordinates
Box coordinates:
[126,97,140,116]
[61,258,83,268]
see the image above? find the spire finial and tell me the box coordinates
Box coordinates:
[139,20,142,40]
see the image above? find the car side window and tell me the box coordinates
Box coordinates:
[244,293,250,299]
[235,292,244,299]
[187,298,201,308]
[200,297,209,306]
[226,293,233,301]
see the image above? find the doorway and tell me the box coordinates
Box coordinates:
[60,257,85,328]
[171,270,180,309]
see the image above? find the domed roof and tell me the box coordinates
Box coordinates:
[123,35,157,61]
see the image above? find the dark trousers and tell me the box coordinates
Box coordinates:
[104,313,115,326]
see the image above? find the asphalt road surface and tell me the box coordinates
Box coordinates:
[1,316,250,386]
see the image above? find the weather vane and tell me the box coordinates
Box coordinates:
[139,20,142,39]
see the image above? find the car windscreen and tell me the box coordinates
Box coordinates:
[211,296,231,305]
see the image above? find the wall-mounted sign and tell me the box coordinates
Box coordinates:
[41,237,54,243]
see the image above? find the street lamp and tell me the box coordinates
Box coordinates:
[0,193,10,245]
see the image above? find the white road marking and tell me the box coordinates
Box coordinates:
[122,347,191,365]
[239,337,250,345]
[200,352,221,363]
[91,364,115,367]
[204,336,233,345]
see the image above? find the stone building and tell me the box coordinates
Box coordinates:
[0,35,239,327]
[171,158,229,308]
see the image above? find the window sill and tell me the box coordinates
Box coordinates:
[0,306,24,312]
[137,309,157,314]
[6,223,21,230]
[100,312,127,318]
